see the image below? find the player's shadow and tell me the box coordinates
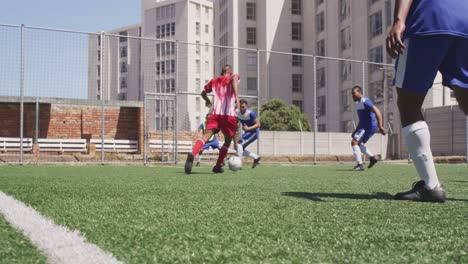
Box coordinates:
[281,192,393,202]
[176,171,212,175]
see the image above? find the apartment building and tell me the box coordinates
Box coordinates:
[142,0,214,130]
[88,24,142,102]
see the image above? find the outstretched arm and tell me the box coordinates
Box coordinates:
[232,76,240,109]
[201,90,212,108]
[386,0,413,58]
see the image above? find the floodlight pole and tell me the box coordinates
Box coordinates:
[256,49,261,155]
[19,24,25,164]
[100,31,105,163]
[313,56,317,164]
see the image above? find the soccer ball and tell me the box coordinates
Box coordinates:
[228,156,242,171]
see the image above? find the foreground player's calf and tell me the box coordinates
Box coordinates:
[387,0,468,202]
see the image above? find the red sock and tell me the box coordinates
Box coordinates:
[216,146,229,167]
[192,139,205,156]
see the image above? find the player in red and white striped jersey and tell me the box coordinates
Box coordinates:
[185,64,240,174]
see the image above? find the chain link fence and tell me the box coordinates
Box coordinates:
[0,24,466,164]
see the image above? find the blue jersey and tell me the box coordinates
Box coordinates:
[237,109,259,134]
[405,0,468,39]
[356,97,377,130]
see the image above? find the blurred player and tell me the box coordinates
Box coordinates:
[387,0,468,202]
[350,86,386,171]
[194,114,222,167]
[184,64,240,174]
[235,99,261,168]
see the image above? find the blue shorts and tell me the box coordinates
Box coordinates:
[239,131,258,149]
[202,138,221,150]
[353,127,376,144]
[394,35,468,94]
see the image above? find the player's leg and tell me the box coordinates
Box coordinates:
[351,129,365,171]
[453,86,468,115]
[196,149,205,166]
[234,122,243,158]
[185,115,218,174]
[393,36,452,202]
[213,116,237,173]
[359,130,379,169]
[240,132,261,167]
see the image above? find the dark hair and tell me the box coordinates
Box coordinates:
[239,99,248,105]
[220,64,232,75]
[352,86,362,93]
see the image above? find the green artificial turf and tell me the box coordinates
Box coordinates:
[0,214,47,264]
[0,164,467,263]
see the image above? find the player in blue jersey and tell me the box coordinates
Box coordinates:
[350,86,386,171]
[235,99,261,168]
[194,114,222,167]
[387,0,468,202]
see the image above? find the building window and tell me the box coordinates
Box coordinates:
[196,60,200,74]
[196,22,200,35]
[292,74,303,92]
[317,67,326,87]
[120,46,127,58]
[171,42,176,54]
[171,60,176,73]
[316,39,325,56]
[340,27,351,51]
[369,46,383,73]
[340,61,352,81]
[120,77,127,89]
[97,50,101,62]
[318,124,327,132]
[195,78,201,91]
[246,2,256,20]
[120,62,127,73]
[196,41,201,54]
[247,27,257,45]
[316,12,325,33]
[292,23,302,40]
[341,89,351,112]
[370,11,383,38]
[156,25,161,38]
[205,6,209,18]
[292,48,303,67]
[161,61,166,74]
[247,77,257,92]
[119,31,127,42]
[119,93,127,100]
[385,0,392,27]
[293,100,303,112]
[196,97,201,112]
[247,52,257,69]
[161,24,166,38]
[317,96,326,116]
[205,24,209,34]
[171,23,176,35]
[369,80,384,104]
[339,0,350,21]
[291,0,302,15]
[195,4,201,18]
[156,62,160,75]
[205,61,209,72]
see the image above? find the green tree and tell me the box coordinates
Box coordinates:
[257,98,312,131]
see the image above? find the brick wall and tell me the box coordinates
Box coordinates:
[0,103,142,142]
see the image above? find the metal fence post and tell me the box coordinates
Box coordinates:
[361,61,366,95]
[313,56,317,164]
[256,49,261,156]
[143,96,147,165]
[19,24,25,164]
[100,32,105,163]
[174,41,179,163]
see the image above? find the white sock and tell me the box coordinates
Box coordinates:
[243,150,259,160]
[236,144,243,158]
[352,145,363,165]
[360,144,374,158]
[197,154,203,163]
[403,121,439,189]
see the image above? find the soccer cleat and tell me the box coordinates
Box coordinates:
[212,166,224,174]
[195,161,200,167]
[368,156,379,169]
[394,180,446,203]
[353,164,365,171]
[252,157,261,168]
[184,153,194,174]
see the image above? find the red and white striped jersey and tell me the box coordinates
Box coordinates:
[204,74,240,117]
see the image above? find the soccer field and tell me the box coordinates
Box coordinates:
[0,164,467,263]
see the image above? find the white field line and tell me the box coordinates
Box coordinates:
[0,191,123,264]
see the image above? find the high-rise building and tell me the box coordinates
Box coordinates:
[88,24,142,102]
[142,0,214,131]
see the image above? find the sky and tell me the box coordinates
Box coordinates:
[0,0,141,32]
[0,0,141,99]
